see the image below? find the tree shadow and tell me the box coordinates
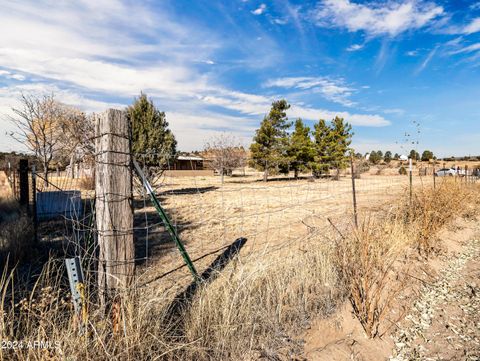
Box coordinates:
[158,186,218,196]
[166,237,247,331]
[252,175,316,183]
[132,197,203,267]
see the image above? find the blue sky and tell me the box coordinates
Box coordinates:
[0,0,479,156]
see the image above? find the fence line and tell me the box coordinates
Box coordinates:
[2,142,480,301]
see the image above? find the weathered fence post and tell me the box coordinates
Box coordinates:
[31,165,38,243]
[95,109,134,307]
[19,159,29,207]
[12,165,17,199]
[433,160,436,190]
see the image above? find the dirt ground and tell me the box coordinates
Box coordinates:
[134,171,445,299]
[302,216,480,361]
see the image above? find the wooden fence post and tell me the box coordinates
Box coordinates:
[19,159,29,207]
[31,165,38,243]
[95,109,134,306]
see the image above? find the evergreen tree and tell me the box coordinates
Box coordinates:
[285,119,315,178]
[421,150,434,161]
[312,117,353,178]
[250,100,291,181]
[312,119,332,176]
[127,92,176,166]
[369,150,381,164]
[409,149,420,161]
[329,117,353,179]
[384,151,392,163]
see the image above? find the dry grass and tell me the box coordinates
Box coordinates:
[183,244,340,360]
[0,242,341,360]
[0,171,34,264]
[401,179,480,253]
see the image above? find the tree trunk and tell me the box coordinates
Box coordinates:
[70,153,75,179]
[221,168,224,184]
[263,160,268,182]
[334,167,340,181]
[294,169,298,179]
[43,158,49,187]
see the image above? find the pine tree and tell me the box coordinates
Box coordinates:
[384,151,392,163]
[369,151,381,164]
[312,117,353,178]
[285,119,315,178]
[421,150,434,161]
[312,119,332,176]
[409,149,421,161]
[250,100,291,181]
[329,117,353,179]
[127,92,177,167]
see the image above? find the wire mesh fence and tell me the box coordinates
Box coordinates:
[3,147,480,303]
[21,155,478,294]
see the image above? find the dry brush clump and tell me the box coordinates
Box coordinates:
[331,179,480,339]
[331,217,410,338]
[400,179,480,254]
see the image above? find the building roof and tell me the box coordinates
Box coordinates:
[177,155,204,161]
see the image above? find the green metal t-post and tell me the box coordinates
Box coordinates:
[133,160,200,281]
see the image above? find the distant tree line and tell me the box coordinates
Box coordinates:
[367,149,435,164]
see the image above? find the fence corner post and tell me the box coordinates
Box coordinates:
[95,109,134,308]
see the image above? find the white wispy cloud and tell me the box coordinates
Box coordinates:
[272,18,288,25]
[415,46,438,74]
[0,70,26,81]
[383,108,405,115]
[252,4,267,15]
[311,0,444,37]
[346,44,364,51]
[264,76,357,107]
[471,2,480,10]
[462,18,480,34]
[449,43,480,55]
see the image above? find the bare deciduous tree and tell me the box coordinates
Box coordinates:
[9,94,94,182]
[8,94,65,184]
[204,133,247,184]
[57,108,95,178]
